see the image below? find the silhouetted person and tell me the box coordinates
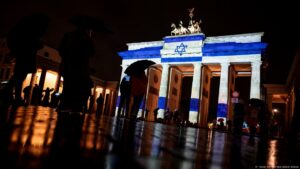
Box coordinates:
[96,94,104,116]
[246,98,268,143]
[58,22,95,112]
[22,85,31,105]
[4,13,49,106]
[226,119,232,132]
[41,87,54,106]
[117,75,131,117]
[164,108,172,124]
[129,73,147,120]
[144,109,149,120]
[50,92,60,108]
[233,103,246,137]
[173,109,179,124]
[31,84,42,105]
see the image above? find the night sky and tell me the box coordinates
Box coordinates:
[0,0,299,82]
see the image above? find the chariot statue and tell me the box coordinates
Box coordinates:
[170,8,203,36]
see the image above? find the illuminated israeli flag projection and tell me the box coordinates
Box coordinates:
[117,32,267,127]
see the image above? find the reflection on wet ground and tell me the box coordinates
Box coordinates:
[0,106,299,169]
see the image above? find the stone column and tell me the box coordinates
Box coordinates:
[54,74,61,92]
[250,60,262,99]
[158,64,170,118]
[39,69,47,90]
[189,63,202,123]
[217,62,230,124]
[29,72,36,104]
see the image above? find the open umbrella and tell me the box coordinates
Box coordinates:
[69,15,113,33]
[125,60,156,76]
[217,118,224,122]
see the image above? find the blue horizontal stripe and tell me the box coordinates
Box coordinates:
[120,54,161,59]
[161,57,202,63]
[203,50,263,56]
[118,46,162,59]
[164,34,205,43]
[158,97,166,109]
[189,98,200,111]
[203,42,267,52]
[217,103,228,117]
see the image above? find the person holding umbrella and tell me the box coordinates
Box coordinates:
[52,15,111,156]
[129,72,147,120]
[123,60,155,120]
[58,15,106,113]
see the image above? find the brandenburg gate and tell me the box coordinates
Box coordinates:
[116,31,267,127]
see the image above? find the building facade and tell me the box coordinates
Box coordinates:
[264,47,300,137]
[117,33,267,127]
[0,39,118,115]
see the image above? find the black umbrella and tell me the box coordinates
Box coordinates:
[125,60,156,76]
[69,15,113,33]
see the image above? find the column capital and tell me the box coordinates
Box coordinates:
[193,62,202,68]
[161,63,170,67]
[161,63,170,71]
[220,61,230,67]
[121,64,129,68]
[251,60,262,67]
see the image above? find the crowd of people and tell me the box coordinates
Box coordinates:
[22,84,58,107]
[205,99,281,141]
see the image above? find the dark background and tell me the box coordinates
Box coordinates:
[0,0,299,82]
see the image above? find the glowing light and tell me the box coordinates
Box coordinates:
[267,140,277,168]
[44,70,58,90]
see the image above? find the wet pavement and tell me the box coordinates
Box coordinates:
[0,106,299,169]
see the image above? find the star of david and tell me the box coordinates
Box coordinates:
[175,43,188,56]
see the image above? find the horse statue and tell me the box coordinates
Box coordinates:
[178,20,189,35]
[188,20,196,34]
[194,19,202,33]
[188,19,202,34]
[171,23,180,36]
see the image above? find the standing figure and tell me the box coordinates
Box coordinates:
[96,94,104,116]
[31,84,42,105]
[153,107,159,122]
[22,85,31,105]
[117,75,131,118]
[129,73,147,120]
[3,13,49,106]
[42,87,54,106]
[58,22,95,113]
[50,92,60,108]
[233,103,246,136]
[246,99,260,142]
